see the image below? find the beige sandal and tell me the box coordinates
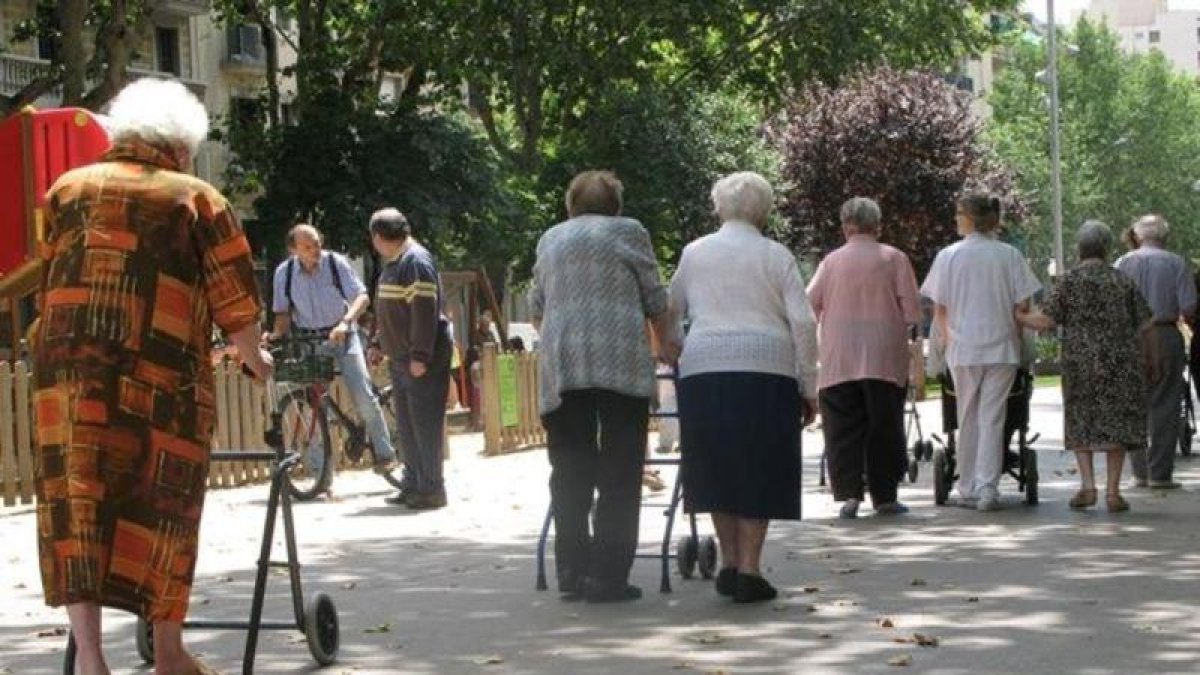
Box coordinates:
[1106,493,1130,513]
[1068,488,1097,509]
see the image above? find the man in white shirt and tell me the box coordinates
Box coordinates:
[921,194,1040,511]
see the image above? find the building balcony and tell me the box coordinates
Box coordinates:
[221,25,268,74]
[157,0,212,18]
[1,54,207,105]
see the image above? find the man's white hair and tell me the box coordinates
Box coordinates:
[1132,214,1169,245]
[711,171,774,226]
[106,78,209,156]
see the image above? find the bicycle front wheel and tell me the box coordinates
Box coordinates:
[279,387,334,500]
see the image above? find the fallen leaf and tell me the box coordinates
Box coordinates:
[803,586,820,593]
[804,604,818,613]
[692,633,725,645]
[833,567,862,575]
[671,664,692,671]
[817,633,833,640]
[888,654,913,667]
[364,623,392,634]
[341,582,358,590]
[966,596,980,603]
[893,638,913,645]
[14,583,26,589]
[1133,624,1160,633]
[218,575,235,583]
[36,627,67,638]
[910,579,927,587]
[878,617,896,629]
[913,633,940,647]
[473,655,505,665]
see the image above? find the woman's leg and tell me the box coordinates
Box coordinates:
[735,518,769,574]
[152,621,192,675]
[1106,448,1126,493]
[711,512,739,568]
[66,603,109,675]
[1075,450,1096,490]
[1069,449,1098,508]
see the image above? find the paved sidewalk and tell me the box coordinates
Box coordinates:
[4,388,1200,674]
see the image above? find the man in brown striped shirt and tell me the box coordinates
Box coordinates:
[370,208,453,509]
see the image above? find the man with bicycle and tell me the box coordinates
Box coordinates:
[266,224,398,493]
[370,208,454,510]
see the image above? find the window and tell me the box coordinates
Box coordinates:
[37,35,57,61]
[1149,30,1161,44]
[226,24,263,61]
[155,27,181,75]
[1135,31,1145,40]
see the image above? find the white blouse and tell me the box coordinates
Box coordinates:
[669,221,819,397]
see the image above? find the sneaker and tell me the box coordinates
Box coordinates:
[874,502,910,516]
[839,499,861,519]
[405,489,448,510]
[1149,480,1183,490]
[714,567,738,597]
[373,457,398,475]
[948,494,978,509]
[1130,478,1149,489]
[733,573,778,604]
[584,580,643,603]
[977,486,1000,512]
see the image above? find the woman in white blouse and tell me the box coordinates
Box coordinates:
[921,193,1040,511]
[668,172,818,603]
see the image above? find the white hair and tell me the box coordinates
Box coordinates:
[105,78,209,156]
[1132,214,1169,245]
[711,171,774,226]
[840,197,882,234]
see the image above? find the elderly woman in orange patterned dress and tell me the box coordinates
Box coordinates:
[32,79,272,675]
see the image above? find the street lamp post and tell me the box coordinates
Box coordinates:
[1046,0,1065,277]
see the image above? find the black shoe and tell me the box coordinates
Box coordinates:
[733,573,777,604]
[384,488,414,505]
[584,579,643,603]
[715,567,738,597]
[405,489,448,510]
[559,576,585,602]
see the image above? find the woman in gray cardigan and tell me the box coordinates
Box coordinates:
[530,170,677,603]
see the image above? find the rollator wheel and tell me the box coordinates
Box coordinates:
[1022,448,1039,506]
[305,593,340,666]
[697,536,719,580]
[921,441,935,461]
[135,617,155,664]
[907,455,920,483]
[932,448,950,506]
[675,536,698,579]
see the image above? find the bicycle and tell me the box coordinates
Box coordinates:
[272,332,405,501]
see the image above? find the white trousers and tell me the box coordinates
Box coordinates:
[951,364,1017,499]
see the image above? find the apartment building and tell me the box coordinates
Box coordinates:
[0,0,292,212]
[1085,0,1200,75]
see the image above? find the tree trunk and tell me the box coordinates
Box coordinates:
[56,0,88,105]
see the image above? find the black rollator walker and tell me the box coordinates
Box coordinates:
[63,352,341,675]
[535,370,718,594]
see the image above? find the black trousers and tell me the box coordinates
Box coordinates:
[389,338,452,494]
[543,389,649,590]
[819,379,906,506]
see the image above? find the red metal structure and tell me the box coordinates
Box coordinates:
[0,107,111,355]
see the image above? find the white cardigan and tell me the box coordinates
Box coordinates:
[668,221,819,397]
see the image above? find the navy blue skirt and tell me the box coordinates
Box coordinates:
[677,371,802,520]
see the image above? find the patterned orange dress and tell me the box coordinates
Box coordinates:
[32,140,262,623]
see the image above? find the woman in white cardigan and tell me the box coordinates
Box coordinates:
[668,172,818,603]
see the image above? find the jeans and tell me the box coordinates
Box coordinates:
[307,330,395,475]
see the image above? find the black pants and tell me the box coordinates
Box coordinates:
[389,343,452,494]
[819,379,906,506]
[543,389,648,590]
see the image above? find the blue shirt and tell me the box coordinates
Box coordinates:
[272,251,367,329]
[1115,246,1197,323]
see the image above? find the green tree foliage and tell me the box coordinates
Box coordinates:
[777,67,1021,276]
[989,19,1200,265]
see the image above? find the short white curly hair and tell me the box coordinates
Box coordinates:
[106,78,209,156]
[711,171,774,226]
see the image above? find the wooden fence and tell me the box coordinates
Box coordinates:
[0,359,393,507]
[479,345,545,455]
